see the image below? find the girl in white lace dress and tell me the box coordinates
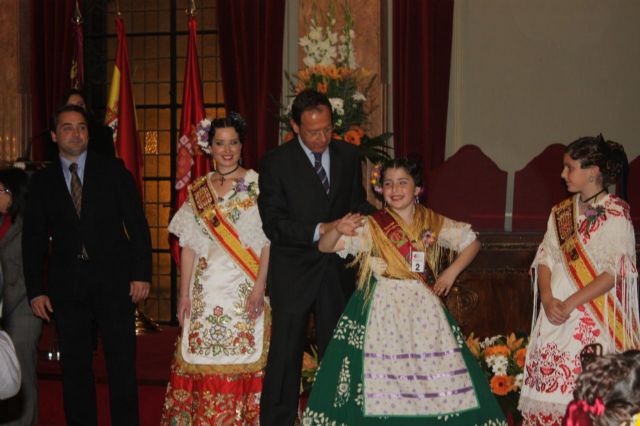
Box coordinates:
[161,113,270,425]
[518,135,639,425]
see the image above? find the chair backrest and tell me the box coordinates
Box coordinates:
[513,144,568,231]
[426,145,507,230]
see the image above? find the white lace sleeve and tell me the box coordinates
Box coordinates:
[336,221,372,259]
[593,211,637,278]
[236,205,270,255]
[167,202,211,256]
[532,213,559,271]
[438,217,477,252]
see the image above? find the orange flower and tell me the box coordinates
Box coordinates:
[302,351,317,371]
[490,375,514,396]
[326,65,341,80]
[332,133,343,140]
[295,81,307,94]
[316,81,329,94]
[344,128,363,146]
[283,132,294,143]
[515,348,527,368]
[506,333,525,351]
[484,345,510,358]
[465,333,481,358]
[297,69,310,82]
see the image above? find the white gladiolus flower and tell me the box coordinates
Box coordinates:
[308,28,322,41]
[481,336,501,349]
[329,98,344,115]
[352,92,366,102]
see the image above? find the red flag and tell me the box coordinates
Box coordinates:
[70,1,84,89]
[171,15,209,265]
[105,16,143,195]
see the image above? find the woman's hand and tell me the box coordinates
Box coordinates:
[177,296,191,328]
[433,268,457,296]
[542,297,570,325]
[336,213,362,236]
[246,286,265,321]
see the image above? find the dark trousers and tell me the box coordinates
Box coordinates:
[260,280,347,426]
[54,263,138,426]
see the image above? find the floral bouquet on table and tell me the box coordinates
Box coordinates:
[280,0,391,163]
[466,332,529,421]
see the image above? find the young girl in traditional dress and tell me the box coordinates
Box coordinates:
[302,158,506,425]
[161,113,270,425]
[519,135,639,425]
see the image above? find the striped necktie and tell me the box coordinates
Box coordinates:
[313,152,330,194]
[69,163,88,259]
[69,162,82,216]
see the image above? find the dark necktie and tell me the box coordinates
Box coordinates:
[69,163,82,216]
[313,152,330,194]
[69,163,88,259]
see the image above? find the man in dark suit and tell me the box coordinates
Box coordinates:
[22,105,151,425]
[258,89,373,425]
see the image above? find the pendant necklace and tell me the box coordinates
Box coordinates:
[214,164,240,184]
[580,188,607,205]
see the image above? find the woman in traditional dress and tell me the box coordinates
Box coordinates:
[518,135,639,426]
[161,112,270,425]
[302,158,506,425]
[0,168,42,425]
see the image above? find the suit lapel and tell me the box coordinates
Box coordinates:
[328,141,342,203]
[80,152,97,221]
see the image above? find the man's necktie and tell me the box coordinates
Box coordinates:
[313,152,330,194]
[69,163,82,216]
[69,163,88,259]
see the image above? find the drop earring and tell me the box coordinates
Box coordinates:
[588,175,594,183]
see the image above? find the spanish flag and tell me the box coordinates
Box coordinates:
[105,16,143,195]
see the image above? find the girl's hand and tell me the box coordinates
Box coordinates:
[177,296,191,328]
[246,286,265,321]
[542,297,570,325]
[433,268,457,296]
[336,213,363,236]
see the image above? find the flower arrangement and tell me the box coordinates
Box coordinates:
[281,0,391,163]
[466,332,529,419]
[300,344,319,394]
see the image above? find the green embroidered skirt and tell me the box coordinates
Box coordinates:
[302,277,507,425]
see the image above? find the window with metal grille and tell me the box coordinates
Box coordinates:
[84,0,224,324]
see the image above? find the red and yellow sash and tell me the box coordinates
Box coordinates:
[553,197,639,351]
[370,209,437,285]
[188,176,259,281]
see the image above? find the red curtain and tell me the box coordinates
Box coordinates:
[216,0,286,170]
[392,0,454,176]
[30,0,78,161]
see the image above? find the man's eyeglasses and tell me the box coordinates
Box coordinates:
[301,126,333,139]
[0,188,11,195]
